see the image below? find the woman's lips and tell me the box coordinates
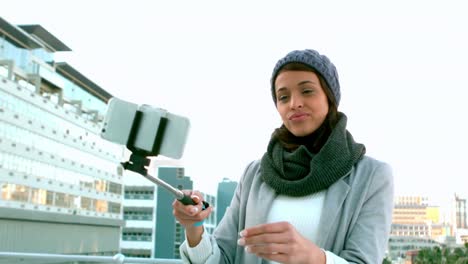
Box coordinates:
[289,112,309,121]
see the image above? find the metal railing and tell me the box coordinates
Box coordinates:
[0,252,183,264]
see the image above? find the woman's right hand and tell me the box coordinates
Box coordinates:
[172,190,213,247]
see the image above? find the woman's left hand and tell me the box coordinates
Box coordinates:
[238,221,325,264]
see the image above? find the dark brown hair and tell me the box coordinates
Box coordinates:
[272,62,339,153]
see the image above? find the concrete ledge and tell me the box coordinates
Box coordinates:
[0,207,124,227]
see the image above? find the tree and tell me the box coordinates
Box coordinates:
[382,257,392,264]
[415,247,439,264]
[415,244,468,264]
[455,257,468,264]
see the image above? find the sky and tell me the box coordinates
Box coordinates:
[2,0,468,210]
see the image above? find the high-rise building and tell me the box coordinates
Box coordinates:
[453,193,468,245]
[155,167,192,259]
[216,178,237,224]
[454,193,467,229]
[0,17,125,255]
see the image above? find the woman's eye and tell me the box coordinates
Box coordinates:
[278,95,288,102]
[303,89,313,94]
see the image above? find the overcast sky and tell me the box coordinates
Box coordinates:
[3,0,468,209]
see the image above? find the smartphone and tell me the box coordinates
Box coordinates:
[100,97,190,159]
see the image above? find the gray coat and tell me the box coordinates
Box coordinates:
[181,156,394,264]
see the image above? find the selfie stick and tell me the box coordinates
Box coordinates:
[121,153,208,226]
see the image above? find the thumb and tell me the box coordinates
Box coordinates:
[191,194,201,204]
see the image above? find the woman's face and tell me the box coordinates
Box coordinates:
[275,71,329,137]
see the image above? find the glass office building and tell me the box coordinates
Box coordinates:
[216,178,237,225]
[0,16,125,255]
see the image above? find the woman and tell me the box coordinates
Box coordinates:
[172,49,394,264]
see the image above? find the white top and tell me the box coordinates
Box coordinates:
[186,190,349,264]
[267,191,325,245]
[267,190,339,264]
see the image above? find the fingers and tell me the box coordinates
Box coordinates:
[174,190,204,215]
[238,232,292,246]
[184,189,202,202]
[252,239,324,264]
[175,206,213,226]
[238,221,321,263]
[237,222,294,254]
[241,221,292,237]
[256,252,290,264]
[247,243,290,255]
[191,195,201,204]
[172,190,211,227]
[237,222,295,258]
[173,203,211,221]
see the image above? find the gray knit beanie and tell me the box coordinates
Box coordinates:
[270,49,340,105]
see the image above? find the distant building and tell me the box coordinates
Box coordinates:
[460,230,468,244]
[388,196,450,261]
[201,191,217,235]
[453,193,468,244]
[216,178,238,225]
[391,196,443,237]
[153,167,190,259]
[454,193,467,229]
[393,204,435,224]
[388,236,440,261]
[120,183,155,258]
[396,196,429,206]
[0,16,124,255]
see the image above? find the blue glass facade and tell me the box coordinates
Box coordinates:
[155,167,193,259]
[217,178,238,224]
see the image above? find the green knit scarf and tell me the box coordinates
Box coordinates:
[261,113,365,197]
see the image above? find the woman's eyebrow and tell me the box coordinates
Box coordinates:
[276,87,287,93]
[297,80,317,86]
[276,80,318,92]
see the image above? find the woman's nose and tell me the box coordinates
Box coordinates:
[290,94,303,109]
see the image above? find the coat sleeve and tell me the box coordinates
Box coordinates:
[339,162,394,263]
[180,161,257,264]
[211,160,258,263]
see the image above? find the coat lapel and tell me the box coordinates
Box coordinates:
[244,177,277,264]
[245,177,277,227]
[315,177,350,248]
